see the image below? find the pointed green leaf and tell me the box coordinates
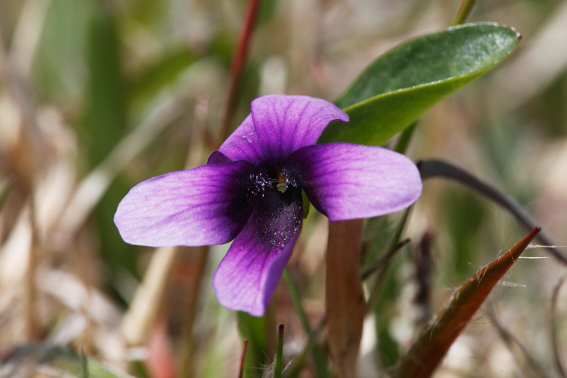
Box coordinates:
[319,22,520,146]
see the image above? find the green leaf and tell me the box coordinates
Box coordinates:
[84,4,127,166]
[319,22,520,146]
[129,47,199,104]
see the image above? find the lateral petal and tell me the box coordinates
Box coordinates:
[115,161,256,247]
[285,143,422,221]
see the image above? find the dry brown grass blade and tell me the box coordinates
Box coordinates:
[325,219,366,378]
[394,227,540,378]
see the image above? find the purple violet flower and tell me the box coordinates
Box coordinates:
[114,95,422,316]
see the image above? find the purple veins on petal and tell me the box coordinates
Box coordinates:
[114,161,257,247]
[213,187,303,316]
[285,142,423,221]
[250,95,349,164]
[218,95,348,166]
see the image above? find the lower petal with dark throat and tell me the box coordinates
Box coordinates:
[212,188,303,316]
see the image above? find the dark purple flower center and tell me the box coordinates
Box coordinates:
[247,165,299,202]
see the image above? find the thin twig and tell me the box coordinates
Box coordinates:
[450,0,477,26]
[366,209,412,310]
[418,159,567,265]
[551,275,567,378]
[217,0,263,145]
[361,239,410,281]
[238,340,249,378]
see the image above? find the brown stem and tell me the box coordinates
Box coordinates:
[325,219,365,378]
[238,339,249,378]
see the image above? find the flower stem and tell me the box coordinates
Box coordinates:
[450,0,477,26]
[274,324,284,378]
[218,0,263,144]
[418,159,567,265]
[325,219,365,378]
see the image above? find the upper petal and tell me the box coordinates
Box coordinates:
[285,143,422,221]
[212,187,303,316]
[250,95,349,164]
[216,115,266,164]
[115,161,256,247]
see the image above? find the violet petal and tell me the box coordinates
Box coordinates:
[213,188,303,316]
[217,115,266,164]
[114,161,256,247]
[250,95,349,164]
[208,151,233,164]
[286,143,422,221]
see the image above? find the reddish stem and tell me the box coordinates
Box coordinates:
[218,0,263,146]
[238,339,249,378]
